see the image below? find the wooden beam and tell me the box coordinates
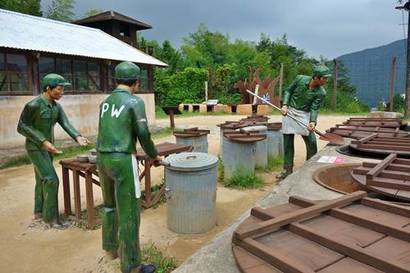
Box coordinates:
[361,197,410,218]
[366,153,397,180]
[234,191,367,240]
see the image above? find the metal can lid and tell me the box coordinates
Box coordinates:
[164,152,218,172]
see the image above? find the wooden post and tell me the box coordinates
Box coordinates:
[389,56,397,112]
[73,170,81,221]
[85,172,94,228]
[169,109,175,129]
[332,59,338,111]
[279,63,284,99]
[62,166,72,216]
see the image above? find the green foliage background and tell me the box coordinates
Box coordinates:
[144,25,367,113]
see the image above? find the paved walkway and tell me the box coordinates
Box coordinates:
[172,144,371,273]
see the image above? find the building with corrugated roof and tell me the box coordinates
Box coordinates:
[0,9,167,149]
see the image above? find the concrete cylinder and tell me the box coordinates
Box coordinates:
[222,138,257,181]
[267,123,283,158]
[175,134,208,153]
[240,125,268,169]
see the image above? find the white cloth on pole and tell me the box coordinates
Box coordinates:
[131,155,141,198]
[282,106,310,136]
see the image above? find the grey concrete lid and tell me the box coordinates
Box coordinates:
[164,152,218,172]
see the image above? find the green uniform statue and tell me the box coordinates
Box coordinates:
[17,73,89,226]
[276,65,331,180]
[97,61,159,273]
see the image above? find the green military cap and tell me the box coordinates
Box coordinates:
[115,61,141,80]
[42,73,71,89]
[313,65,332,78]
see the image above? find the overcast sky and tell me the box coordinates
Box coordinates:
[42,0,407,59]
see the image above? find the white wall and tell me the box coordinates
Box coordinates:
[0,93,156,149]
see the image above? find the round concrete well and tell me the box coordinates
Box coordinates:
[313,163,363,194]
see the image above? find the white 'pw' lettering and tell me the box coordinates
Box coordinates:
[100,103,125,118]
[111,104,125,118]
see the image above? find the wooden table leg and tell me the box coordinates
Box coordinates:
[62,167,72,215]
[144,160,152,208]
[85,171,94,228]
[73,170,81,221]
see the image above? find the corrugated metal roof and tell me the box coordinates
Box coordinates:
[0,9,167,67]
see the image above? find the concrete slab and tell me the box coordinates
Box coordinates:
[172,144,369,273]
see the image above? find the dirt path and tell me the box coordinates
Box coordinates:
[0,114,351,273]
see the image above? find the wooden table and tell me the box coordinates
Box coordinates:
[60,142,192,228]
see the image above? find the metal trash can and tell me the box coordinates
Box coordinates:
[164,152,218,233]
[222,131,266,180]
[267,123,283,158]
[239,125,268,169]
[173,128,210,153]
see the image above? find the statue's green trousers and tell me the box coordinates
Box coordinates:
[283,132,317,170]
[97,152,141,273]
[27,150,59,223]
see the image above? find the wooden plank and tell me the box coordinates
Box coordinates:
[367,178,410,191]
[234,237,317,273]
[361,197,410,218]
[366,153,397,180]
[288,196,410,242]
[234,191,367,240]
[318,258,385,273]
[395,158,410,165]
[360,144,410,152]
[260,202,385,250]
[353,166,372,176]
[352,134,378,145]
[329,208,410,242]
[363,162,410,173]
[378,170,410,181]
[289,223,409,273]
[364,236,410,269]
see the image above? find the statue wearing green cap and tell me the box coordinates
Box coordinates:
[276,65,331,180]
[17,73,89,227]
[97,61,161,273]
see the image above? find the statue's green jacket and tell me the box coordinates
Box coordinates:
[282,75,326,123]
[17,95,80,151]
[97,89,158,158]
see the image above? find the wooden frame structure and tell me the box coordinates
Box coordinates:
[352,153,410,201]
[350,133,410,156]
[233,191,410,273]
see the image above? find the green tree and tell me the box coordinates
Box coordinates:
[46,0,75,22]
[0,0,42,16]
[84,8,103,18]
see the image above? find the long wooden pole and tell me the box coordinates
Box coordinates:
[279,63,284,99]
[389,56,397,112]
[332,59,338,110]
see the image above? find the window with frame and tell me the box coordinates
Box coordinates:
[39,56,102,93]
[108,62,150,92]
[0,52,29,94]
